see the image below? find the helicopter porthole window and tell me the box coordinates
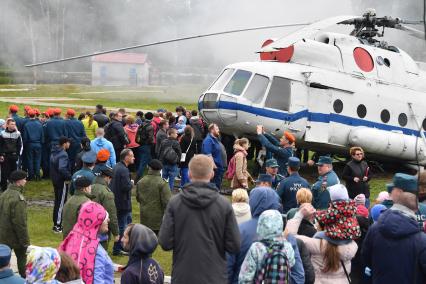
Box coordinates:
[398,113,408,127]
[380,109,390,123]
[383,58,391,67]
[333,99,343,113]
[357,104,367,118]
[353,47,374,72]
[422,119,426,130]
[376,56,384,66]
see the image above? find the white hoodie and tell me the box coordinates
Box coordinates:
[232,202,252,224]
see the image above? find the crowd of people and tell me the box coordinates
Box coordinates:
[0,103,425,284]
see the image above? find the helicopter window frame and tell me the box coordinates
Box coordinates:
[264,76,291,112]
[243,74,270,104]
[380,109,391,123]
[208,68,235,91]
[422,118,426,130]
[398,113,408,127]
[356,104,367,118]
[223,69,252,96]
[333,99,343,114]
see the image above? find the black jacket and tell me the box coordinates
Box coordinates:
[342,159,371,198]
[50,145,71,186]
[159,182,241,284]
[351,215,371,283]
[0,129,22,159]
[179,134,196,168]
[296,219,317,238]
[296,238,315,284]
[105,119,128,151]
[111,161,133,212]
[155,128,167,156]
[93,112,109,127]
[158,138,181,166]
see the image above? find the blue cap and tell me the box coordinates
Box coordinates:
[82,151,97,164]
[265,159,279,168]
[316,155,332,165]
[288,157,300,168]
[256,174,273,184]
[0,244,11,268]
[157,108,167,113]
[389,173,418,194]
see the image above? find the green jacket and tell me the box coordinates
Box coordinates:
[91,176,119,237]
[0,184,29,248]
[136,170,171,230]
[62,190,91,239]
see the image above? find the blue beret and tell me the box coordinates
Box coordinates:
[288,157,300,168]
[316,155,332,165]
[390,173,418,193]
[82,151,97,164]
[265,159,279,168]
[0,244,11,268]
[256,174,273,184]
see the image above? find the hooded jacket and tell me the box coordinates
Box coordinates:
[159,182,241,284]
[232,202,252,224]
[121,224,164,284]
[90,137,116,167]
[362,207,426,284]
[124,123,140,148]
[50,145,71,186]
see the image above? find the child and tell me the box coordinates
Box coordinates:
[231,188,251,224]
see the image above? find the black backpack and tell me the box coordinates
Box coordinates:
[162,147,178,165]
[136,122,153,145]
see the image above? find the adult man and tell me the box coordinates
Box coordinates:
[45,108,67,148]
[111,149,135,256]
[0,244,25,283]
[92,149,111,175]
[277,157,310,213]
[159,154,241,284]
[0,119,23,191]
[202,123,226,190]
[0,170,29,277]
[227,183,305,284]
[64,109,86,173]
[264,158,284,189]
[91,165,119,249]
[255,174,274,188]
[62,176,93,238]
[155,119,169,157]
[311,155,339,210]
[69,151,96,195]
[136,112,155,181]
[136,159,171,235]
[362,173,426,284]
[342,146,371,207]
[50,136,72,233]
[93,104,109,127]
[22,109,44,180]
[256,125,294,176]
[158,128,181,190]
[90,127,116,167]
[105,111,128,163]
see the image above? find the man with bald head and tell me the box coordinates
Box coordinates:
[159,154,241,284]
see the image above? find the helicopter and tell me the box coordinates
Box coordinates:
[25,9,426,166]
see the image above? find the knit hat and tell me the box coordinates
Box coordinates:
[9,105,19,113]
[376,191,390,202]
[354,194,366,206]
[356,205,369,218]
[284,131,295,143]
[0,244,11,268]
[25,246,61,284]
[328,184,349,201]
[371,204,387,222]
[96,149,110,162]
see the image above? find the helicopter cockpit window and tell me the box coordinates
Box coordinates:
[264,76,291,111]
[209,68,235,91]
[223,70,252,96]
[243,74,269,104]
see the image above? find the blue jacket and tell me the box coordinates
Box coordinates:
[65,118,86,146]
[22,119,44,144]
[362,208,426,284]
[0,269,24,284]
[69,167,95,196]
[94,245,115,284]
[11,114,24,133]
[277,173,310,213]
[227,186,304,284]
[311,170,339,209]
[91,137,116,167]
[50,145,71,186]
[45,117,67,146]
[258,133,293,176]
[202,134,223,169]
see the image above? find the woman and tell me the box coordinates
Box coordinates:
[286,188,317,238]
[286,184,360,284]
[59,201,114,284]
[121,224,164,284]
[179,125,196,188]
[25,246,61,284]
[124,115,140,172]
[231,188,251,224]
[230,138,253,189]
[75,137,91,171]
[82,112,99,140]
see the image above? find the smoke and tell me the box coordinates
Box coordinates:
[0,0,424,76]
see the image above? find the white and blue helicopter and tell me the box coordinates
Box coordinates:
[26,9,426,166]
[198,10,426,166]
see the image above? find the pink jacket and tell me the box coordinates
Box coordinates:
[125,123,140,148]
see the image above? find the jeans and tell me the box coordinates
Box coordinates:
[113,210,132,254]
[163,164,178,190]
[180,167,190,188]
[212,167,225,190]
[26,143,42,179]
[137,145,152,180]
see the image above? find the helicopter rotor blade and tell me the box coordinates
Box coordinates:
[396,24,425,40]
[24,22,310,68]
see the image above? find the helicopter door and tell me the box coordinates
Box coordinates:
[304,87,331,143]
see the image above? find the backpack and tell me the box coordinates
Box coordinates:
[224,155,236,180]
[136,122,153,145]
[254,241,290,284]
[163,147,178,165]
[190,119,205,141]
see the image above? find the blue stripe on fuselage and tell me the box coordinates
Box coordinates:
[207,101,421,136]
